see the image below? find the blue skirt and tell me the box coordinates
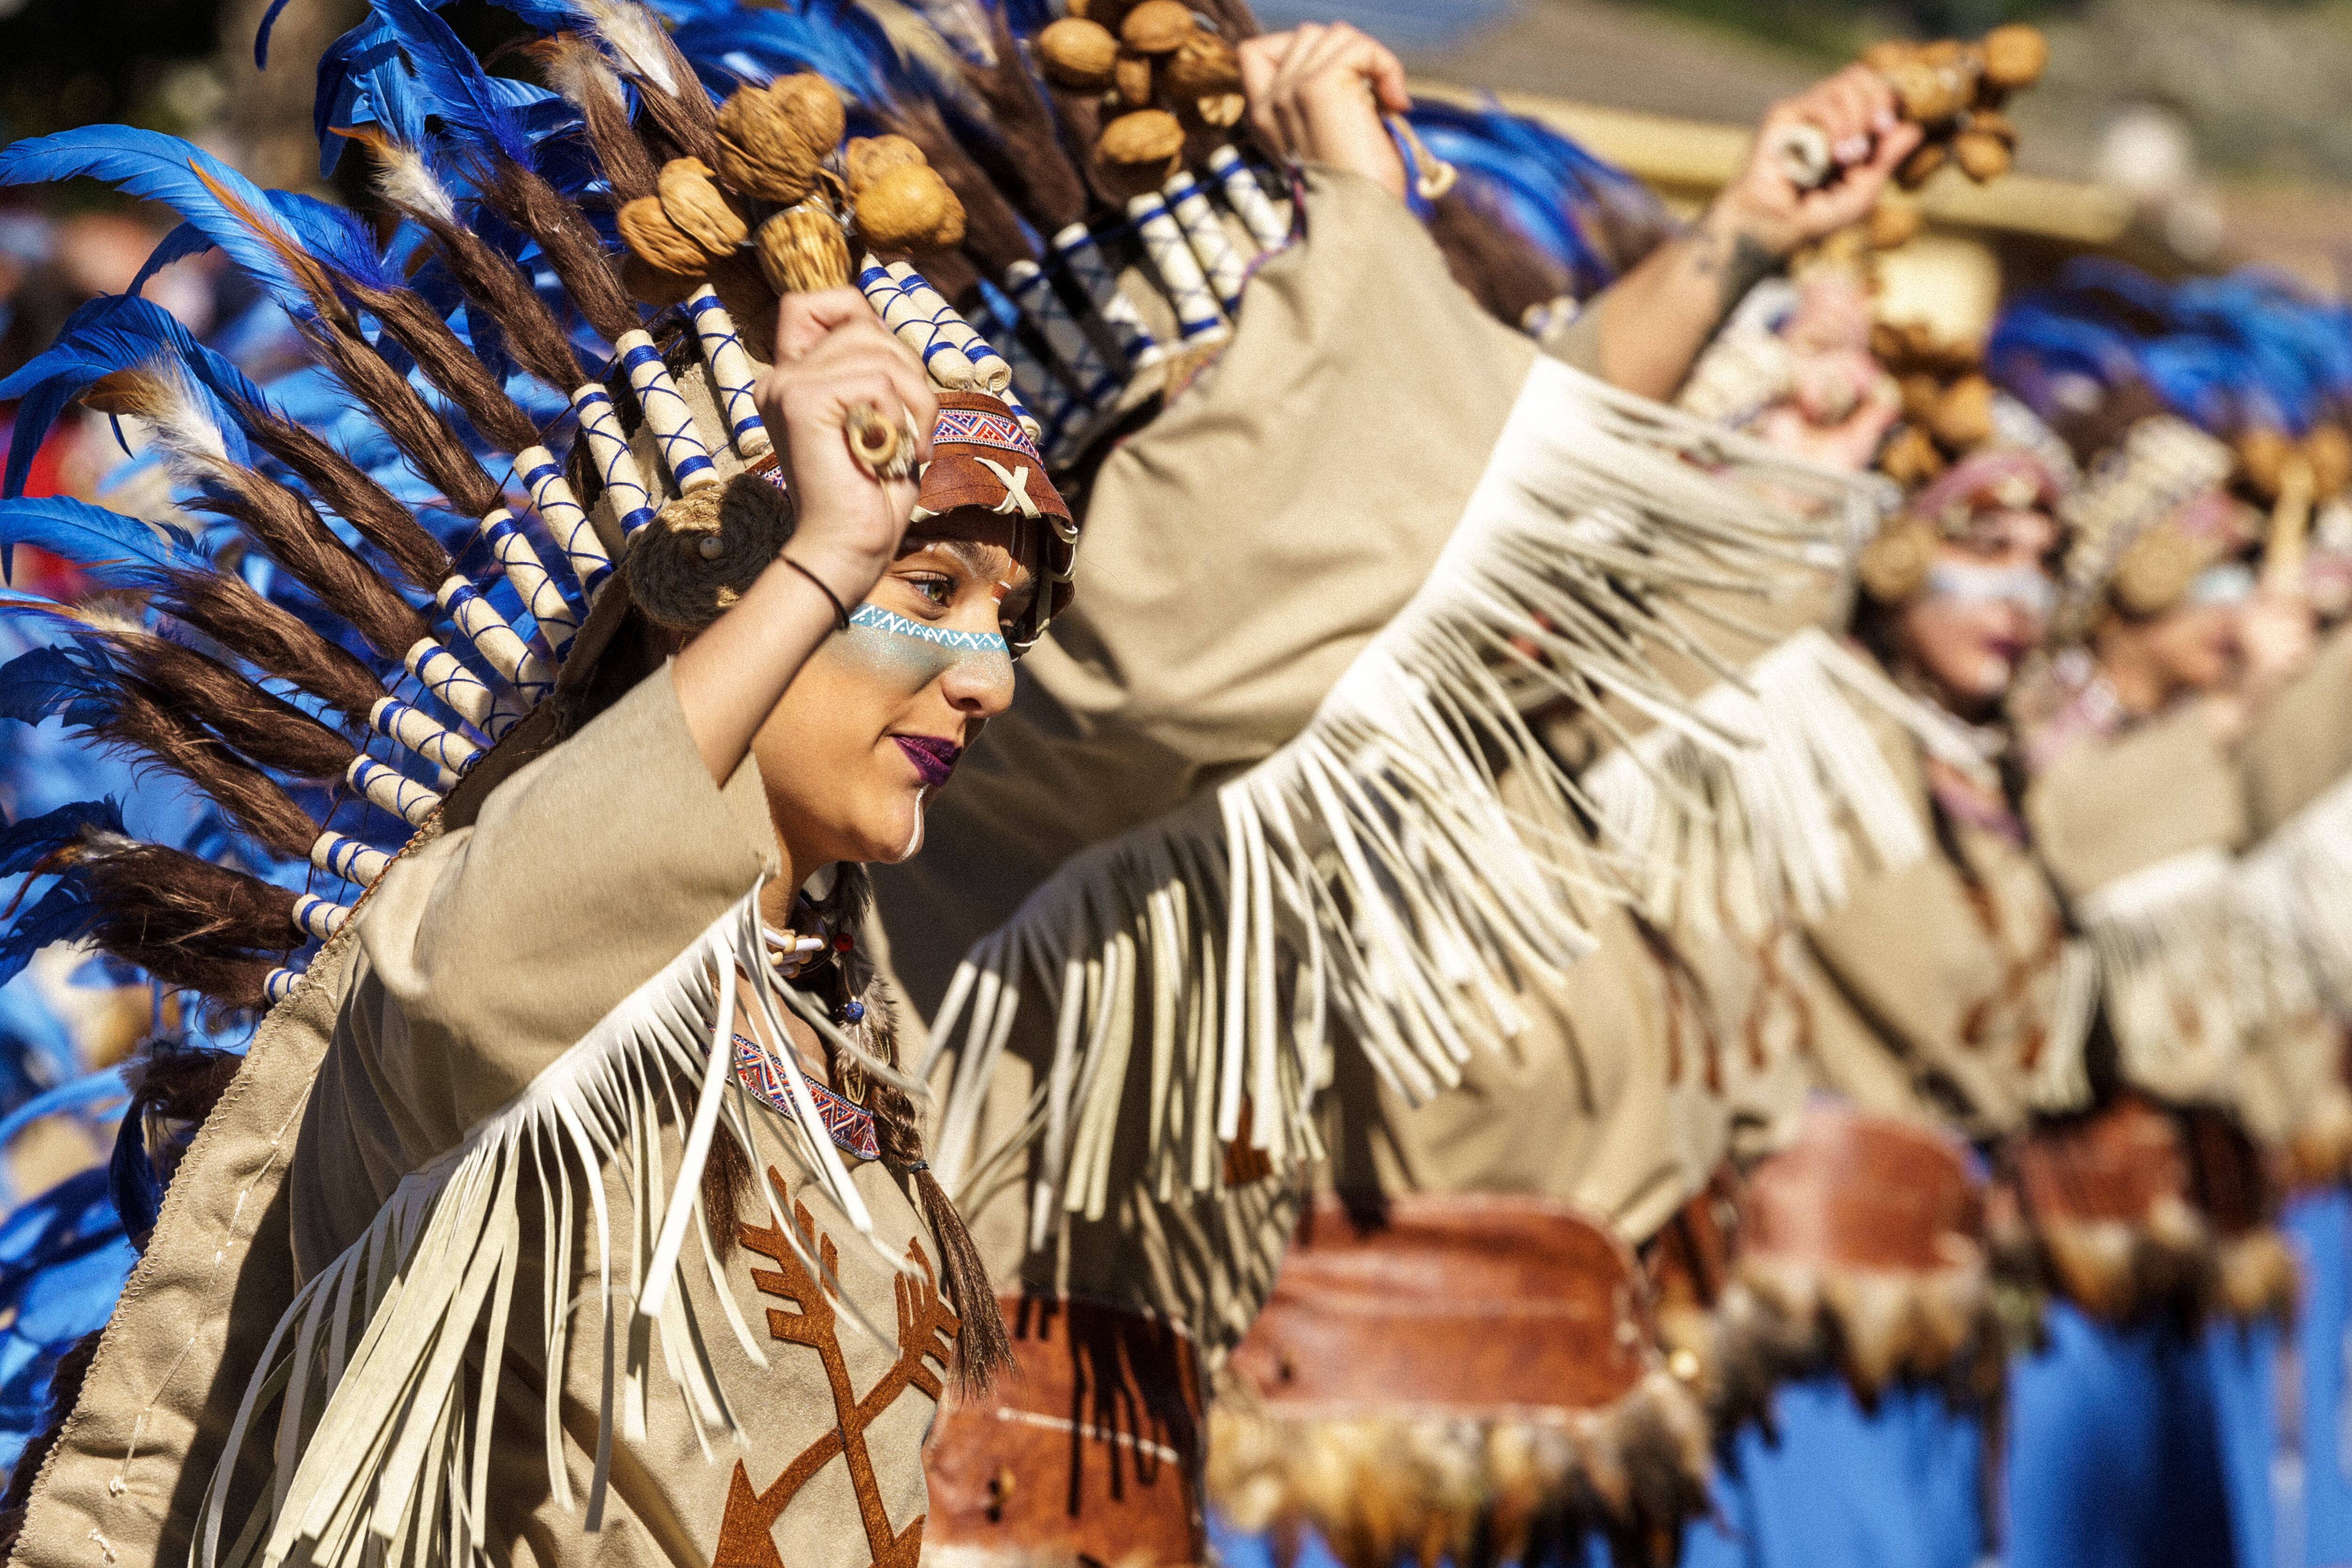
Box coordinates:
[1679,1378,1982,1568]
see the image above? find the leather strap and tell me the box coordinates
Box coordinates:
[1227,1193,1650,1417]
[1740,1102,1983,1272]
[924,1295,1204,1566]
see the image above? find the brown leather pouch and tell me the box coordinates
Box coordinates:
[1226,1192,1650,1416]
[923,1296,1204,1567]
[1741,1103,1983,1273]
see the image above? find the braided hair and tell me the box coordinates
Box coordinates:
[701,863,1012,1391]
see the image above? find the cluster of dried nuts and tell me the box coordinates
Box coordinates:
[1871,320,1996,487]
[1864,24,2047,189]
[613,72,970,303]
[1037,0,1244,198]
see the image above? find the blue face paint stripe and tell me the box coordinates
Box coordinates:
[849,603,1009,654]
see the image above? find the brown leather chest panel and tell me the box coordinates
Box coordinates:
[924,1295,1204,1566]
[1742,1103,1982,1272]
[1225,1193,1649,1417]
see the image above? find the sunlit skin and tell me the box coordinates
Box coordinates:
[747,519,1030,910]
[1891,507,2059,721]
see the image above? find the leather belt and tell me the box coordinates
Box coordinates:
[1226,1193,1650,1417]
[923,1295,1203,1566]
[2012,1091,2191,1230]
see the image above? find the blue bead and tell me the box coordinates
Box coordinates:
[842,1001,866,1024]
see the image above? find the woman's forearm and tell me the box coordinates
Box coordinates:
[671,553,858,782]
[1589,209,1783,402]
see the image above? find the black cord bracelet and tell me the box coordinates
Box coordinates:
[780,554,851,633]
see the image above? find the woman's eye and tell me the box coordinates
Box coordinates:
[910,575,953,608]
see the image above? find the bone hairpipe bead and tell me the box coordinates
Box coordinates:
[435,578,554,705]
[882,263,1012,394]
[1126,192,1226,341]
[684,286,773,461]
[1162,170,1249,315]
[310,830,391,887]
[571,386,658,538]
[612,329,720,492]
[1004,259,1120,413]
[477,508,580,655]
[401,636,520,738]
[856,260,979,390]
[1049,223,1166,369]
[348,756,443,827]
[513,446,612,595]
[291,894,351,941]
[1208,146,1289,252]
[369,695,482,779]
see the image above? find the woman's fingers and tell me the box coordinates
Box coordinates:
[773,286,884,361]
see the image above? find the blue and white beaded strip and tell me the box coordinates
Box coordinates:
[368,696,478,786]
[514,442,614,595]
[1209,146,1290,252]
[1049,222,1166,370]
[613,329,720,493]
[477,507,580,656]
[857,259,979,389]
[347,756,442,827]
[884,263,1011,394]
[684,285,772,460]
[571,385,659,538]
[1126,192,1227,342]
[434,578,553,706]
[850,603,1009,654]
[310,830,390,888]
[291,894,350,942]
[1163,171,1251,315]
[1004,259,1121,413]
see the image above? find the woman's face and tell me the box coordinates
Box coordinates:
[751,513,1033,871]
[1893,506,2058,715]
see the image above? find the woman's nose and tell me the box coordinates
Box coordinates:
[941,649,1016,716]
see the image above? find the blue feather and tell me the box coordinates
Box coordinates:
[128,190,395,305]
[0,800,127,880]
[0,646,113,732]
[0,295,273,499]
[0,500,207,593]
[0,130,326,330]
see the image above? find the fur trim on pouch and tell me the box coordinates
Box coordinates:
[1203,1372,1710,1568]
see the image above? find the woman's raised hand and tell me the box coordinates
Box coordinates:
[755,288,941,612]
[1238,23,1410,201]
[675,291,938,784]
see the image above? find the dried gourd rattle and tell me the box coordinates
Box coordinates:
[1770,24,2047,193]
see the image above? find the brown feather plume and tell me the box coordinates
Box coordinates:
[101,367,431,661]
[160,567,394,724]
[65,680,323,860]
[961,14,1091,232]
[1040,84,1113,208]
[637,20,722,166]
[284,321,509,527]
[97,630,358,782]
[342,130,595,398]
[480,154,641,344]
[538,35,661,203]
[182,480,429,661]
[60,834,303,962]
[238,404,458,596]
[340,280,543,455]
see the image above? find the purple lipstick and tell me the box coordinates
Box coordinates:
[892,734,961,788]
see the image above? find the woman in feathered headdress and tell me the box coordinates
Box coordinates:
[0,5,1105,1560]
